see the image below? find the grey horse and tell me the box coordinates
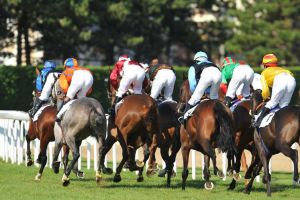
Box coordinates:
[51,82,107,186]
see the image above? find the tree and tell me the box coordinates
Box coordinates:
[225,0,300,66]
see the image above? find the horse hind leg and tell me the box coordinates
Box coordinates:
[137,143,151,182]
[181,145,190,190]
[26,134,34,166]
[62,140,81,186]
[113,132,129,183]
[52,141,63,174]
[166,137,181,188]
[99,135,116,175]
[277,142,299,184]
[35,139,49,181]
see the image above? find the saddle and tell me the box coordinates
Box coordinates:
[33,104,51,122]
[256,106,280,128]
[183,97,210,120]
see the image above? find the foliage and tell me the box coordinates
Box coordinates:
[225,0,300,66]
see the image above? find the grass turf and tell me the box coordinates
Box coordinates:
[0,160,299,200]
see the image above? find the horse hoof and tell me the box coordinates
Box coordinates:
[77,171,85,179]
[204,181,214,190]
[146,169,156,177]
[52,161,60,174]
[171,170,177,178]
[96,171,102,183]
[61,174,70,187]
[293,179,300,186]
[243,189,250,195]
[233,173,241,181]
[35,173,42,181]
[227,169,233,177]
[136,160,144,168]
[217,171,225,179]
[113,174,121,183]
[158,169,167,177]
[137,175,144,182]
[103,167,113,175]
[27,159,33,167]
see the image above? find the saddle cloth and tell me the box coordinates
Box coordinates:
[158,99,177,106]
[183,98,209,120]
[57,100,76,120]
[230,99,242,112]
[33,104,51,122]
[256,107,280,128]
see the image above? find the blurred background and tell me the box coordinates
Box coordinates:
[1,0,300,110]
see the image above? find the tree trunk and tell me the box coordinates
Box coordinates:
[23,12,31,66]
[17,17,23,66]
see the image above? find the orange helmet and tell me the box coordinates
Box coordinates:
[262,54,278,67]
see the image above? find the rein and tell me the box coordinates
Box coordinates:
[255,102,265,114]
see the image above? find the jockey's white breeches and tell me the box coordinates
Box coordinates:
[226,65,254,99]
[188,67,221,106]
[150,69,176,101]
[67,70,93,99]
[39,72,60,101]
[251,73,262,91]
[265,73,296,109]
[116,64,145,98]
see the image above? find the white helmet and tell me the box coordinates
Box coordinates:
[118,54,131,61]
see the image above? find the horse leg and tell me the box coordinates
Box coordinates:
[277,143,299,184]
[254,131,271,196]
[35,138,49,181]
[62,140,81,186]
[96,135,105,183]
[113,133,128,183]
[99,135,116,175]
[147,134,159,177]
[52,140,63,174]
[227,152,233,176]
[26,134,34,166]
[181,145,190,190]
[166,138,181,188]
[203,155,214,190]
[243,161,262,194]
[62,145,69,173]
[137,143,151,182]
[228,151,242,190]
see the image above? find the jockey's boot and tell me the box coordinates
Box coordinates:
[109,96,123,117]
[254,107,270,128]
[178,103,192,125]
[224,96,232,107]
[28,98,44,118]
[55,99,70,122]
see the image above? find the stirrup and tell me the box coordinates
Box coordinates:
[178,116,184,124]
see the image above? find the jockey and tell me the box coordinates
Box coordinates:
[221,57,254,107]
[254,53,296,127]
[183,51,221,115]
[148,58,176,102]
[28,60,59,118]
[109,57,146,116]
[56,58,93,122]
[110,54,131,91]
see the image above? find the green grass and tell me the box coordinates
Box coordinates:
[0,160,299,200]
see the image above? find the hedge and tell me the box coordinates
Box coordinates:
[0,66,299,112]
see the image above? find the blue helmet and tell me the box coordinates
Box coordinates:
[44,60,56,69]
[193,51,208,63]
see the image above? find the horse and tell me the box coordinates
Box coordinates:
[177,79,235,190]
[146,100,181,186]
[51,81,107,186]
[243,89,300,196]
[100,93,160,183]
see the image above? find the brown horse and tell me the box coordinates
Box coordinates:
[244,89,300,196]
[26,101,83,181]
[100,94,160,182]
[178,79,235,190]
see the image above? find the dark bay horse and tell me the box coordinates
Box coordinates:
[245,89,300,196]
[146,100,181,186]
[178,79,235,190]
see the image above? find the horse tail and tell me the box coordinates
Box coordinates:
[89,107,106,139]
[214,100,235,153]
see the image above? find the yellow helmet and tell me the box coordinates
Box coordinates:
[262,54,278,67]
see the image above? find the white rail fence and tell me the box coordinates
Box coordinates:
[1,110,240,181]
